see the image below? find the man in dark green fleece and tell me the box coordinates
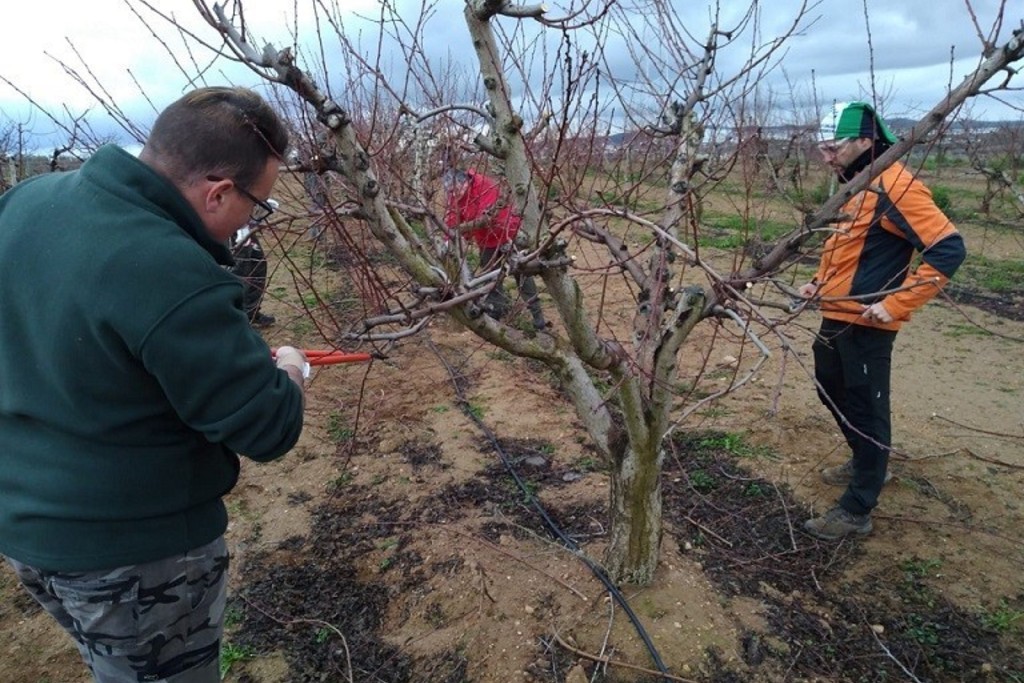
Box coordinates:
[0,87,308,682]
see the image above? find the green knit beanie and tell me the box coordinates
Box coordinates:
[819,101,898,144]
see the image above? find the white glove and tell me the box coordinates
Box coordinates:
[274,346,309,379]
[861,301,893,323]
[798,282,818,298]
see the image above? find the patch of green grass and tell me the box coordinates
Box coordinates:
[431,404,450,413]
[223,605,244,629]
[905,613,940,646]
[806,180,833,205]
[595,189,638,210]
[328,470,354,491]
[900,556,943,580]
[219,641,255,678]
[916,153,967,172]
[523,479,540,499]
[956,255,1024,294]
[744,482,768,497]
[929,184,954,215]
[378,537,400,551]
[699,432,745,453]
[287,318,314,335]
[689,468,716,492]
[377,539,399,572]
[699,231,747,250]
[574,456,602,472]
[466,403,485,420]
[307,248,328,269]
[698,212,793,249]
[980,599,1024,633]
[325,411,353,443]
[698,431,775,459]
[943,323,993,338]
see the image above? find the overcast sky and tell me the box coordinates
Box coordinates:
[2,0,1020,150]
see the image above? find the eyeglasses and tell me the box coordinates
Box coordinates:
[207,175,276,222]
[816,138,853,156]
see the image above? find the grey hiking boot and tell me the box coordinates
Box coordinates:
[803,506,873,540]
[821,460,892,486]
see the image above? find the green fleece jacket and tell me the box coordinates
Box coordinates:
[0,145,304,571]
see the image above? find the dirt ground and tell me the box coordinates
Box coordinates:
[2,217,1023,682]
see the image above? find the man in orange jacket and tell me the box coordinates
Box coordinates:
[444,168,546,330]
[799,101,966,539]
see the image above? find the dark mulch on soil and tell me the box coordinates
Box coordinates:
[663,433,863,597]
[232,483,470,683]
[233,490,400,681]
[398,441,447,470]
[230,435,581,683]
[658,431,1024,682]
[231,427,1023,682]
[946,282,1024,322]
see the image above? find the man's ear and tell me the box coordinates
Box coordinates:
[203,177,234,214]
[178,176,228,221]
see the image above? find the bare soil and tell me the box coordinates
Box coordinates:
[3,217,1023,682]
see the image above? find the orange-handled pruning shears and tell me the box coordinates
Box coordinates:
[272,348,374,367]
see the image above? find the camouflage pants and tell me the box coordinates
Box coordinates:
[5,537,228,683]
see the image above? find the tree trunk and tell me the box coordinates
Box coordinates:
[605,438,664,585]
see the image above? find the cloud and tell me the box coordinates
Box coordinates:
[2,0,1020,152]
[774,0,1017,116]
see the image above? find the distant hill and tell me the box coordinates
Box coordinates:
[886,117,1024,131]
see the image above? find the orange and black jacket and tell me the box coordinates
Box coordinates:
[813,159,966,331]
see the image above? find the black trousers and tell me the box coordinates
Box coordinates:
[229,238,268,321]
[479,246,546,328]
[812,318,897,515]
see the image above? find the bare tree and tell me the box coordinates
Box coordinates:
[965,119,1024,219]
[179,1,1024,583]
[0,118,21,192]
[30,0,1024,583]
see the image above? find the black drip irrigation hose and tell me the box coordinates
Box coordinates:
[428,342,672,680]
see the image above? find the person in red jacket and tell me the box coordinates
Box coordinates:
[798,101,966,539]
[444,168,546,330]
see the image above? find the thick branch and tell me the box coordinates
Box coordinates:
[469,0,547,21]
